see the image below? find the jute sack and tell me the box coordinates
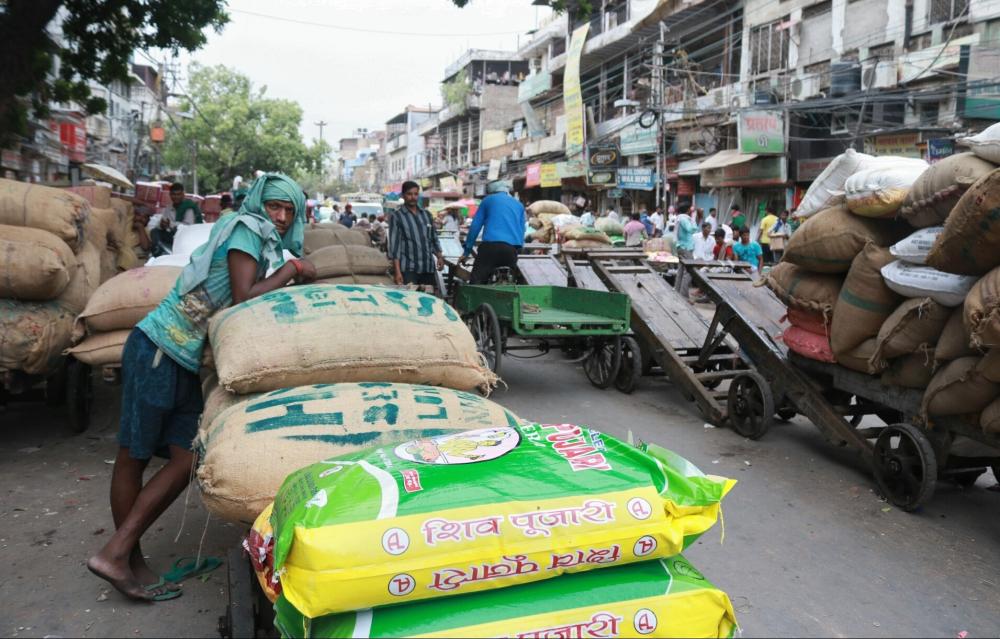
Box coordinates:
[765,262,842,317]
[964,266,1000,347]
[977,349,1000,383]
[563,239,613,249]
[90,207,125,250]
[837,338,881,375]
[314,274,393,286]
[209,285,494,394]
[782,204,906,273]
[923,356,999,417]
[881,350,937,389]
[561,225,610,244]
[936,307,977,363]
[526,200,570,216]
[58,241,102,314]
[74,266,181,339]
[786,307,829,335]
[195,382,522,523]
[831,244,901,358]
[782,326,835,363]
[0,300,75,376]
[926,168,1000,275]
[306,245,389,279]
[980,397,1000,434]
[66,329,130,366]
[0,225,77,300]
[594,217,623,235]
[303,227,370,254]
[0,179,89,250]
[900,153,996,228]
[871,298,950,369]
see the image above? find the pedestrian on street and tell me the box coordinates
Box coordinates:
[639,205,654,237]
[623,212,647,247]
[218,193,234,218]
[729,204,745,232]
[666,205,677,235]
[768,210,791,263]
[390,181,444,286]
[462,180,525,284]
[705,207,719,232]
[339,204,357,228]
[674,203,698,298]
[757,206,779,264]
[580,208,596,227]
[650,206,664,237]
[693,222,715,261]
[88,173,316,602]
[712,228,735,260]
[441,208,462,233]
[169,182,203,225]
[733,226,764,273]
[607,208,620,223]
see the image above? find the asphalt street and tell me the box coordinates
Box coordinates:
[2,353,998,638]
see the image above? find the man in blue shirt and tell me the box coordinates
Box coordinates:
[461,180,525,284]
[732,226,764,273]
[639,205,654,237]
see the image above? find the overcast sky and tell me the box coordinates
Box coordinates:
[158,0,551,145]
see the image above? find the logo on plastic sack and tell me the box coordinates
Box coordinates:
[394,427,519,465]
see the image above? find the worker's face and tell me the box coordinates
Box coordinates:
[169,190,184,206]
[740,231,750,243]
[403,187,420,207]
[264,200,296,235]
[715,236,724,246]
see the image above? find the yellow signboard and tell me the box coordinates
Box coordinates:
[564,23,590,157]
[539,163,561,188]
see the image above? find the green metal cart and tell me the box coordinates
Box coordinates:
[454,284,631,389]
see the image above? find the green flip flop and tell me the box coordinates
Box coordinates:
[144,580,183,602]
[161,556,223,584]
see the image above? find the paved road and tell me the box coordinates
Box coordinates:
[2,354,998,638]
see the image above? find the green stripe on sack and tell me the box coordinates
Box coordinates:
[838,288,897,314]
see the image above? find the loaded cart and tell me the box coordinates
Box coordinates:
[453,284,631,389]
[688,265,1000,511]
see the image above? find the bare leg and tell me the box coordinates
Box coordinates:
[107,447,161,585]
[89,445,194,600]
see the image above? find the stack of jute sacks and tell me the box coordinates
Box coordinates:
[66,266,182,368]
[194,284,501,524]
[301,222,391,284]
[766,122,1000,434]
[525,200,611,249]
[245,424,738,638]
[65,182,140,276]
[0,179,104,377]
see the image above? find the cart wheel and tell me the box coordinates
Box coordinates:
[872,423,937,512]
[45,363,69,406]
[583,337,622,389]
[468,304,502,376]
[614,336,643,394]
[727,372,774,440]
[66,359,92,434]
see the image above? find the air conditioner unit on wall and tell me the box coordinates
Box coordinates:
[789,74,822,101]
[862,62,897,89]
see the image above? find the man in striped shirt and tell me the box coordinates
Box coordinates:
[389,180,444,285]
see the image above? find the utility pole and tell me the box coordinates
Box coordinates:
[315,120,328,144]
[191,141,199,195]
[654,22,665,210]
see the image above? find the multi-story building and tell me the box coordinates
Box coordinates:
[383,105,438,191]
[417,49,529,195]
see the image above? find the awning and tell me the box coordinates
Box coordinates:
[677,159,704,176]
[696,149,758,171]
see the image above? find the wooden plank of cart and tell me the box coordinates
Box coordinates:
[583,250,760,424]
[687,263,1000,511]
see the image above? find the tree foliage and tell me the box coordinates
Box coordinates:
[0,0,228,139]
[162,64,324,193]
[441,69,470,116]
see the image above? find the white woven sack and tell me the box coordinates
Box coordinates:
[959,122,1000,164]
[881,260,977,307]
[889,227,944,265]
[795,149,872,218]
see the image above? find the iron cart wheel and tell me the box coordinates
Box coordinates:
[66,359,92,434]
[583,336,623,390]
[872,423,937,511]
[727,371,774,440]
[467,304,503,376]
[614,336,643,394]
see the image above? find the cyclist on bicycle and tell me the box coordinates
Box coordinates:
[461,180,525,284]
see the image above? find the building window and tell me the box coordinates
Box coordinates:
[802,1,831,19]
[749,19,790,76]
[930,0,969,24]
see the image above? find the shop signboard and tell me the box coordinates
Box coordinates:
[564,23,591,157]
[518,71,552,102]
[525,162,542,188]
[539,163,560,188]
[738,110,784,154]
[796,157,835,182]
[558,156,587,179]
[1,149,21,170]
[865,132,921,158]
[620,123,658,156]
[700,156,786,188]
[617,167,655,191]
[587,143,620,187]
[927,138,955,164]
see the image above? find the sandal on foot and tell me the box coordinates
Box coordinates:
[161,556,223,584]
[144,581,183,602]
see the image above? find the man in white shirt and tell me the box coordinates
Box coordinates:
[650,206,664,237]
[607,209,620,222]
[705,208,719,232]
[720,222,734,245]
[580,209,596,227]
[693,222,716,261]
